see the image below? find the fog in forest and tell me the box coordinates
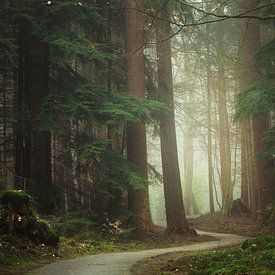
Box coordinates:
[0,1,274,272]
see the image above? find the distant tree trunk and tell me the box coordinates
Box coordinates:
[156,6,189,233]
[240,123,249,206]
[206,41,215,214]
[183,126,193,216]
[54,126,74,213]
[191,191,201,216]
[124,0,152,238]
[216,23,232,217]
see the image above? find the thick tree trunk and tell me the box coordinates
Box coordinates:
[240,120,256,213]
[252,114,272,215]
[240,0,273,219]
[124,0,152,238]
[15,23,31,190]
[156,6,189,233]
[15,24,52,214]
[28,33,52,214]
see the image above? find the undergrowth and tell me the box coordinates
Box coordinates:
[162,236,275,274]
[0,211,212,273]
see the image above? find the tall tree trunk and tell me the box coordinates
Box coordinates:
[15,23,31,190]
[15,23,52,214]
[156,6,189,233]
[240,0,273,219]
[206,41,215,214]
[28,33,52,214]
[216,23,232,217]
[124,0,152,238]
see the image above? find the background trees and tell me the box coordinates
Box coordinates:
[0,0,274,233]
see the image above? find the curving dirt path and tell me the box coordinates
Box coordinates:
[31,230,247,275]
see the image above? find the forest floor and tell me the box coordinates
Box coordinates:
[0,215,214,275]
[1,213,274,274]
[132,214,275,274]
[188,212,275,236]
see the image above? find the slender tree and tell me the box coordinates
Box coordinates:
[215,18,233,217]
[206,26,215,214]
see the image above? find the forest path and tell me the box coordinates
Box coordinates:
[31,230,246,275]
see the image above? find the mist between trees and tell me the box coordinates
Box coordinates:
[0,0,274,238]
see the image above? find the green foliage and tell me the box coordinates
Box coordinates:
[46,31,112,64]
[40,82,165,192]
[236,79,275,120]
[236,79,275,160]
[40,83,165,133]
[77,139,148,191]
[163,236,275,274]
[242,235,275,250]
[53,212,96,237]
[255,38,275,72]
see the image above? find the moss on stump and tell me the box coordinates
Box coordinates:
[0,190,59,246]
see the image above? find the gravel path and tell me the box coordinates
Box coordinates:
[31,230,247,275]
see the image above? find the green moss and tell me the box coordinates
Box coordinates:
[0,189,32,212]
[0,189,59,246]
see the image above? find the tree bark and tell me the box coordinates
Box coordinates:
[124,0,152,238]
[15,24,52,214]
[240,0,273,219]
[28,33,52,214]
[216,22,232,217]
[156,6,189,233]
